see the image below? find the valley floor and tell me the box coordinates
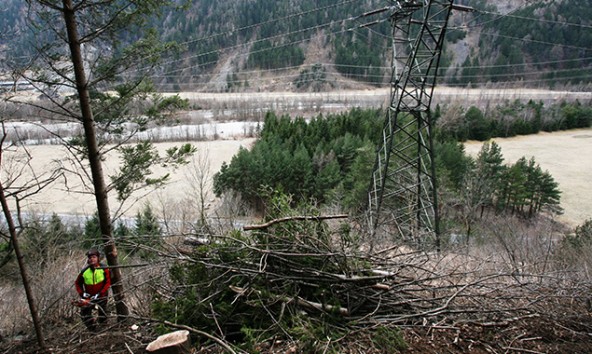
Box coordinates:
[7,127,591,228]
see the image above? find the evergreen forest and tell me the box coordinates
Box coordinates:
[213,101,574,225]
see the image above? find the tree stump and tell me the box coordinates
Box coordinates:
[146,330,191,354]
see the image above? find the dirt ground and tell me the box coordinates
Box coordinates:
[3,312,592,354]
[463,127,592,228]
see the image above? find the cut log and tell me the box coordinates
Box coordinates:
[146,330,191,354]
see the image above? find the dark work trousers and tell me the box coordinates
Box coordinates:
[80,297,108,330]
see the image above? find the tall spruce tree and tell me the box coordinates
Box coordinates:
[474,141,505,215]
[18,0,193,320]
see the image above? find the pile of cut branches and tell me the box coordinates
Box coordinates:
[153,215,592,353]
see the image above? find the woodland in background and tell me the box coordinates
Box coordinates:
[213,100,583,222]
[450,0,592,86]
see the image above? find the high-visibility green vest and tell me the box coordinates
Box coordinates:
[82,267,106,285]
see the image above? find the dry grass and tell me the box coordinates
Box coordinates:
[1,139,256,219]
[463,128,592,227]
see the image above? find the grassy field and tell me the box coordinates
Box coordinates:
[3,139,256,221]
[463,128,592,227]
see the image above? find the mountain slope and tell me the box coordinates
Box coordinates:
[1,0,591,92]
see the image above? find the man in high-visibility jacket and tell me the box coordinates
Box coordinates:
[75,248,111,331]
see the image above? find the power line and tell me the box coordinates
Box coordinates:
[102,1,592,90]
[154,13,389,78]
[479,30,592,53]
[455,2,534,30]
[161,22,338,76]
[153,54,592,80]
[449,68,592,81]
[447,56,592,69]
[174,0,368,48]
[478,9,592,30]
[152,63,592,92]
[136,0,377,74]
[150,57,592,85]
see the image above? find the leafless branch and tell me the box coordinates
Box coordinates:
[243,214,349,230]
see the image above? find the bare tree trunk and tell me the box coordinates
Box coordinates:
[0,182,46,350]
[61,0,129,320]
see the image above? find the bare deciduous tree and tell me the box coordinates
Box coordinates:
[0,120,62,351]
[186,149,213,227]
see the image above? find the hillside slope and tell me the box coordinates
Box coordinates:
[1,0,591,92]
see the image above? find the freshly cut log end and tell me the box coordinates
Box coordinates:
[146,330,191,354]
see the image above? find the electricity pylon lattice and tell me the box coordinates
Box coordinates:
[367,0,455,250]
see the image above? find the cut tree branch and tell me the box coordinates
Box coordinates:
[243,214,348,230]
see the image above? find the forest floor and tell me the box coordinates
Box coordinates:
[3,311,592,353]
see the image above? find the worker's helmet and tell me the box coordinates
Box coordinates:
[86,248,100,258]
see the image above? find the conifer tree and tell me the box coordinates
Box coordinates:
[20,0,193,320]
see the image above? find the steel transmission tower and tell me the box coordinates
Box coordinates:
[366,1,461,250]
